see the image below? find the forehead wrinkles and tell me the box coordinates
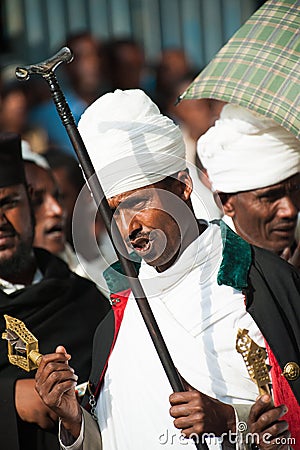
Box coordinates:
[109,185,156,209]
[253,173,300,195]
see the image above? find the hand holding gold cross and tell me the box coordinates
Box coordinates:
[2,314,88,397]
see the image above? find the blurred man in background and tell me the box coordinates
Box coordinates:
[0,132,110,450]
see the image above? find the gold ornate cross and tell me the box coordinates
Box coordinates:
[236,328,272,397]
[2,314,42,371]
[2,314,88,397]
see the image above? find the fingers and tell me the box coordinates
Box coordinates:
[173,413,204,438]
[169,390,200,406]
[248,400,288,434]
[248,399,290,450]
[35,348,77,410]
[255,405,287,433]
[36,354,75,390]
[170,391,203,416]
[170,390,205,438]
[37,349,71,374]
[36,363,77,395]
[248,395,273,424]
[39,379,78,410]
[264,419,289,437]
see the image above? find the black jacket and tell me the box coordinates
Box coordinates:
[0,248,111,450]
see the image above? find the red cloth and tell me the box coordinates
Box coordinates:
[111,289,131,333]
[93,289,130,400]
[265,340,300,448]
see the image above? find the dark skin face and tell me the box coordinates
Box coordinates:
[108,171,202,272]
[51,166,79,247]
[65,35,104,104]
[25,163,66,255]
[220,173,300,254]
[0,183,35,284]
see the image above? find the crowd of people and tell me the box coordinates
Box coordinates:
[0,32,210,155]
[0,1,299,450]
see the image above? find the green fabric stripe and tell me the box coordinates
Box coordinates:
[217,220,252,291]
[103,252,142,294]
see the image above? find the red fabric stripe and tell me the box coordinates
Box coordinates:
[93,290,131,399]
[265,340,300,447]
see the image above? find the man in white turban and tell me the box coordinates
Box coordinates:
[198,103,300,442]
[198,103,300,260]
[35,90,298,450]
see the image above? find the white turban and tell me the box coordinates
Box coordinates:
[197,104,300,193]
[78,89,186,198]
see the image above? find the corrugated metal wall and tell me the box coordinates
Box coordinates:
[1,0,259,68]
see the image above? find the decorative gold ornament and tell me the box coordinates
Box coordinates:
[282,362,300,381]
[2,315,42,371]
[236,328,272,397]
[2,314,87,397]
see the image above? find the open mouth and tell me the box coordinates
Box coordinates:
[131,236,151,253]
[45,223,64,237]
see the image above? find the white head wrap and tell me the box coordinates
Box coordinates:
[78,89,186,198]
[197,104,300,193]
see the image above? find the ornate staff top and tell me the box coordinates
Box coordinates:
[2,314,42,371]
[236,328,272,397]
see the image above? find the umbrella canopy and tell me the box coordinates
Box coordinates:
[182,0,300,139]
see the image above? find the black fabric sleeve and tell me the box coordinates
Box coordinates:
[246,246,300,404]
[0,377,20,449]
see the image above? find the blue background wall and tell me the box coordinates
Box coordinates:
[1,0,261,69]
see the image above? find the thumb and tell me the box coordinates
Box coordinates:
[248,394,272,424]
[56,346,71,360]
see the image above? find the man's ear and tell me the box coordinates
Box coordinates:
[176,170,193,201]
[217,192,236,217]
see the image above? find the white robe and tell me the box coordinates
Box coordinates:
[96,223,263,450]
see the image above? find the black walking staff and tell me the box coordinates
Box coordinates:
[16,47,208,450]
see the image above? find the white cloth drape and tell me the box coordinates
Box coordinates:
[97,223,263,450]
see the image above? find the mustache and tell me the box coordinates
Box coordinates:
[128,230,150,244]
[0,222,16,236]
[273,218,297,228]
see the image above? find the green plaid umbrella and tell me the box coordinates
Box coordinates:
[182,0,300,139]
